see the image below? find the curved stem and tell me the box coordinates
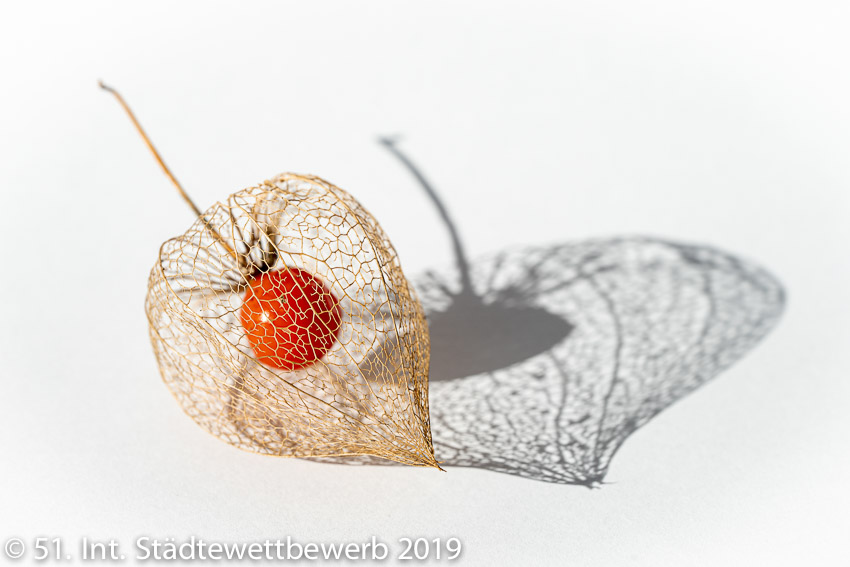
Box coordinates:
[99,81,203,216]
[99,81,237,261]
[378,137,475,297]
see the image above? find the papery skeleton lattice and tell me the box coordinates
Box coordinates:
[145,173,438,467]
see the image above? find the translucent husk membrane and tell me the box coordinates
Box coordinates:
[145,173,438,467]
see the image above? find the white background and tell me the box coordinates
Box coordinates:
[1,1,849,565]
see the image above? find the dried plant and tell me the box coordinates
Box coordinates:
[102,84,438,468]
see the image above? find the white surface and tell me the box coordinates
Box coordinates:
[1,1,849,565]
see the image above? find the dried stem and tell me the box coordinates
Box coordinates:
[99,80,238,260]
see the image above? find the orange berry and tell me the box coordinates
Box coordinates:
[240,268,342,371]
